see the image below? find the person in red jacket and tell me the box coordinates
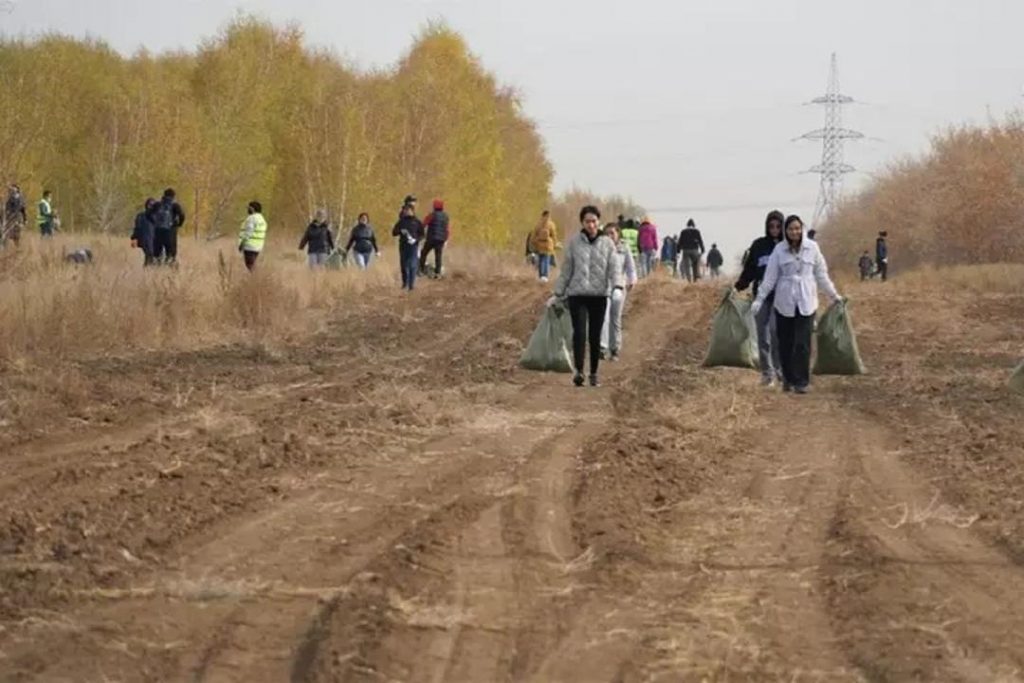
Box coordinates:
[420,199,450,278]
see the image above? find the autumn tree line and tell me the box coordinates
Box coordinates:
[825,116,1024,269]
[0,18,565,248]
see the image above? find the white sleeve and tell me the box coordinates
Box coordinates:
[754,247,781,307]
[553,240,574,298]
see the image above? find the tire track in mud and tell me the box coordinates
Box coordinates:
[296,282,702,682]
[0,281,546,681]
[822,426,1024,682]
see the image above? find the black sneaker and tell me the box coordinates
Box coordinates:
[794,385,809,395]
[589,374,600,387]
[610,351,620,362]
[573,373,585,387]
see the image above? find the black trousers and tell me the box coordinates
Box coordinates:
[243,250,260,271]
[568,295,608,376]
[153,229,177,262]
[775,311,814,389]
[877,260,888,281]
[420,239,445,274]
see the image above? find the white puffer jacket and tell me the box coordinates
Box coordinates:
[554,231,616,298]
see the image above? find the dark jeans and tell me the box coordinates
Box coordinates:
[568,295,608,376]
[876,260,888,281]
[420,239,445,275]
[775,311,814,389]
[400,245,419,290]
[40,221,54,238]
[243,250,260,271]
[154,229,178,263]
[681,249,701,282]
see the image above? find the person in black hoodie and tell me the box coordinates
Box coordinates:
[736,209,785,386]
[152,188,186,265]
[298,209,335,269]
[875,230,889,281]
[393,204,424,290]
[131,198,158,266]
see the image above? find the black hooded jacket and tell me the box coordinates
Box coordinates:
[735,210,785,297]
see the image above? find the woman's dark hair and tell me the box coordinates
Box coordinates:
[784,214,803,246]
[358,212,369,221]
[248,200,262,214]
[579,205,601,223]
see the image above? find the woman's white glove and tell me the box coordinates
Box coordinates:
[546,296,559,308]
[751,300,763,317]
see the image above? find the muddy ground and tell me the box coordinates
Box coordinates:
[1,270,1023,682]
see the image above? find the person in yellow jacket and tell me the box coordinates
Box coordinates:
[238,200,267,271]
[530,210,559,282]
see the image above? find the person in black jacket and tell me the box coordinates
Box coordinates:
[678,218,705,282]
[152,188,186,265]
[298,209,335,268]
[706,243,724,278]
[3,184,27,246]
[393,204,424,291]
[130,198,158,266]
[345,213,379,269]
[875,230,889,281]
[420,199,450,277]
[736,209,785,386]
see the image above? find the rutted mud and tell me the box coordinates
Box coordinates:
[2,273,1024,681]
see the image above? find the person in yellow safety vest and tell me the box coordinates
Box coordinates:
[38,190,56,237]
[619,218,640,261]
[238,200,267,271]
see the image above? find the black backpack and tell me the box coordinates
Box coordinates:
[154,201,173,231]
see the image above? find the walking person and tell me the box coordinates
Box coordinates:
[299,208,335,269]
[393,203,424,291]
[736,210,785,386]
[37,190,56,238]
[345,213,379,269]
[619,218,640,263]
[152,188,186,264]
[875,230,889,281]
[419,199,450,278]
[238,200,267,272]
[530,210,559,282]
[3,184,26,246]
[637,217,659,278]
[552,205,615,387]
[660,234,678,277]
[752,214,843,394]
[707,243,724,278]
[600,223,637,361]
[130,198,158,266]
[678,218,705,282]
[858,250,874,281]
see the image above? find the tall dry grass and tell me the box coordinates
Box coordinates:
[0,235,534,367]
[0,235,395,365]
[824,115,1024,272]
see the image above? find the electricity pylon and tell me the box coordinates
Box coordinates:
[797,53,864,228]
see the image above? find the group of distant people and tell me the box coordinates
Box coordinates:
[1,184,57,245]
[857,230,890,281]
[526,212,726,284]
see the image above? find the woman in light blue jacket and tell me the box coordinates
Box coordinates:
[752,215,842,394]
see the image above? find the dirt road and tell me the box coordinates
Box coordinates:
[2,271,1024,681]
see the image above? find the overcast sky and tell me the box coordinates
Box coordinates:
[4,0,1023,264]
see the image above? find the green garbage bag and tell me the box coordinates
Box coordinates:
[325,249,346,270]
[520,301,574,373]
[813,299,867,375]
[703,289,758,369]
[1010,360,1024,395]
